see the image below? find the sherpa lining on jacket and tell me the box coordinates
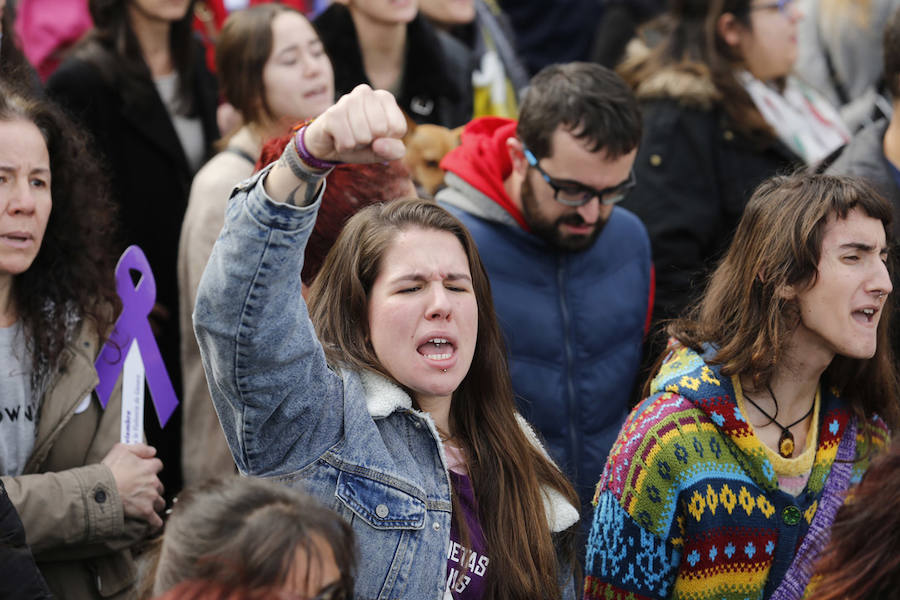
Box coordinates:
[357,369,580,533]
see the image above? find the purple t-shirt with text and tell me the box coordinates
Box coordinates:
[444,469,490,599]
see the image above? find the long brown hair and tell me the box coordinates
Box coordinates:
[812,439,900,599]
[663,173,900,433]
[216,4,309,126]
[618,0,776,145]
[308,199,579,599]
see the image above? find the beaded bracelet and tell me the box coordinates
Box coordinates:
[292,120,342,170]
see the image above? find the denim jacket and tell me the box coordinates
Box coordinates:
[194,168,580,600]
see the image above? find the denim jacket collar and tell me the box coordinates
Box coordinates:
[358,370,580,533]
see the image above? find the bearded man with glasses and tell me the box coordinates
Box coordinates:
[438,62,652,530]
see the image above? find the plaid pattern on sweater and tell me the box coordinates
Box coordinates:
[583,344,887,600]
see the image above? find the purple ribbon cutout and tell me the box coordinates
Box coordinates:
[94,245,179,427]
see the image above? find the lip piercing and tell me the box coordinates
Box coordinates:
[441,369,447,373]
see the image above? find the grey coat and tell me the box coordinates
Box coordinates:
[796,0,900,131]
[827,118,900,237]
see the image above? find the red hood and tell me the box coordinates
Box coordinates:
[440,117,528,230]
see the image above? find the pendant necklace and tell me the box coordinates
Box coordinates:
[744,384,815,458]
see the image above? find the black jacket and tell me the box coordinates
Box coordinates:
[46,39,219,494]
[0,480,53,600]
[620,65,801,334]
[314,4,472,128]
[498,0,602,75]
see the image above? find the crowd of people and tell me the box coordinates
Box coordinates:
[2,0,900,599]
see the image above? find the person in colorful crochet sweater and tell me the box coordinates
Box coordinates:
[584,173,899,600]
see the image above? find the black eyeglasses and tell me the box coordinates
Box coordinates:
[749,0,795,15]
[523,147,636,207]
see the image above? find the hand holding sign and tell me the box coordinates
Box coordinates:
[101,443,165,531]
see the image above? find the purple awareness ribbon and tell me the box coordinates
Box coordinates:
[94,245,179,427]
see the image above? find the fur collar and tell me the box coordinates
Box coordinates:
[621,39,721,110]
[359,369,413,418]
[358,370,580,532]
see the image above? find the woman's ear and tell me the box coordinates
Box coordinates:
[716,12,744,48]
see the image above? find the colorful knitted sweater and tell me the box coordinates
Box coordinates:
[583,344,888,600]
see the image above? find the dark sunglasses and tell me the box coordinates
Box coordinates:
[523,147,636,207]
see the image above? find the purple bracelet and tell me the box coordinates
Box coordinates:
[294,124,342,170]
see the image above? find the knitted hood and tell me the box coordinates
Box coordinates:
[643,344,863,494]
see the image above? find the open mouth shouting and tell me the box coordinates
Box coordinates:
[417,335,458,370]
[418,337,453,360]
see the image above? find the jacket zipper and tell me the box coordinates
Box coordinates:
[556,258,579,482]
